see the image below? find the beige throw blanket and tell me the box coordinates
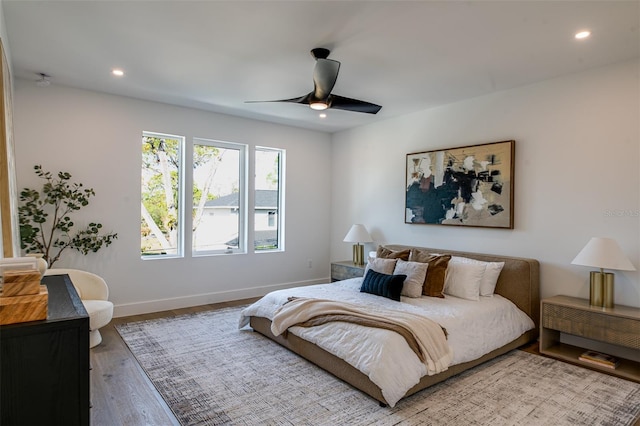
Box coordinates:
[271,297,453,375]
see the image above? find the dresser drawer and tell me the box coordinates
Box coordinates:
[542,303,640,349]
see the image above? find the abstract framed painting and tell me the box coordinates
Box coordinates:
[405,140,514,228]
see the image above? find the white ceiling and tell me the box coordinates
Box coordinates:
[4,1,639,133]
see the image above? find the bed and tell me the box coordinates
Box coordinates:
[239,244,540,407]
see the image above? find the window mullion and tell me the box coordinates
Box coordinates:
[182,138,193,257]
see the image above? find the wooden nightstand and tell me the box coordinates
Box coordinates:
[331,261,366,282]
[540,295,640,383]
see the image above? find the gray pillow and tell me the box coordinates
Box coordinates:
[394,259,428,298]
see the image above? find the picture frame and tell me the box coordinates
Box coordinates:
[405,140,514,229]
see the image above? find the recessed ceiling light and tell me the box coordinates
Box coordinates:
[112,68,125,77]
[36,73,51,87]
[319,113,327,118]
[575,31,591,40]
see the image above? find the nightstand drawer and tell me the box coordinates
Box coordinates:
[331,261,365,282]
[542,304,640,349]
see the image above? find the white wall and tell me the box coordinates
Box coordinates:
[13,82,332,316]
[331,60,640,308]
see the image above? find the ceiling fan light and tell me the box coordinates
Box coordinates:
[309,101,328,111]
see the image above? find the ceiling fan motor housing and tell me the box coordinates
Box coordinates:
[310,48,331,60]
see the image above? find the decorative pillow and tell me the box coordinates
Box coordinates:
[376,246,411,261]
[364,257,398,276]
[408,249,451,298]
[408,248,436,263]
[443,258,487,301]
[448,256,505,297]
[393,259,428,298]
[479,261,505,296]
[360,269,406,301]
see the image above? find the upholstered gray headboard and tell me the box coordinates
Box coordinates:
[384,245,541,333]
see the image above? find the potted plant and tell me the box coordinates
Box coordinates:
[18,165,118,268]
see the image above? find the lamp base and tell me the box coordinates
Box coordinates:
[589,271,603,307]
[352,244,365,266]
[603,272,614,308]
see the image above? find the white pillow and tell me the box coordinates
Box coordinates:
[364,257,397,276]
[480,261,505,296]
[443,258,486,301]
[447,256,505,296]
[393,259,428,298]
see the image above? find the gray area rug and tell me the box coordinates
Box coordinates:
[116,305,640,426]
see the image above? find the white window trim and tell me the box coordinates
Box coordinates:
[192,138,248,256]
[255,146,285,253]
[141,131,185,260]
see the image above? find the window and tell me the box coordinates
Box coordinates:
[255,147,284,251]
[192,138,246,255]
[140,133,281,258]
[141,132,184,257]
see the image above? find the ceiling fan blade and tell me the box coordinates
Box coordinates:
[313,59,340,100]
[329,95,382,114]
[246,48,383,115]
[245,94,311,105]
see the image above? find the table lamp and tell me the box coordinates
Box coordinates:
[571,237,636,308]
[343,224,372,266]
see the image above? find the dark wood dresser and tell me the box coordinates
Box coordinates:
[1,274,90,425]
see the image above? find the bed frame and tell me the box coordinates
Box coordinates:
[249,245,540,406]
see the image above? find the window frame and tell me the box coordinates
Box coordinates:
[140,131,185,260]
[192,137,248,256]
[254,146,285,253]
[140,134,285,259]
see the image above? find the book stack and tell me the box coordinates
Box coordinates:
[578,350,619,369]
[0,270,48,325]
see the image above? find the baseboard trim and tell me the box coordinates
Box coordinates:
[113,277,330,318]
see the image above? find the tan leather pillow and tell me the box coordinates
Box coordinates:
[376,246,410,261]
[409,249,451,298]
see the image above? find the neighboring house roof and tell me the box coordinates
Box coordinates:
[204,189,278,209]
[226,230,278,248]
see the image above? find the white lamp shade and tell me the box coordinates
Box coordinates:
[571,237,636,271]
[343,224,372,243]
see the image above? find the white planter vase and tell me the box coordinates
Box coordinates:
[26,253,48,277]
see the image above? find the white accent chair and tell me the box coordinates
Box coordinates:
[44,268,114,348]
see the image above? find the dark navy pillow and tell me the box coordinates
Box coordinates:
[360,269,406,301]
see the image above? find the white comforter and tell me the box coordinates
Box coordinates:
[239,278,534,407]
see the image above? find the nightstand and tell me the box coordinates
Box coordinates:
[331,261,366,282]
[540,295,640,383]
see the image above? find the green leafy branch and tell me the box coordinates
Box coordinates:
[19,165,118,267]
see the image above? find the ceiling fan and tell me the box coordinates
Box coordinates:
[247,48,382,114]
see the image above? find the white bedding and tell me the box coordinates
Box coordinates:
[239,277,534,407]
